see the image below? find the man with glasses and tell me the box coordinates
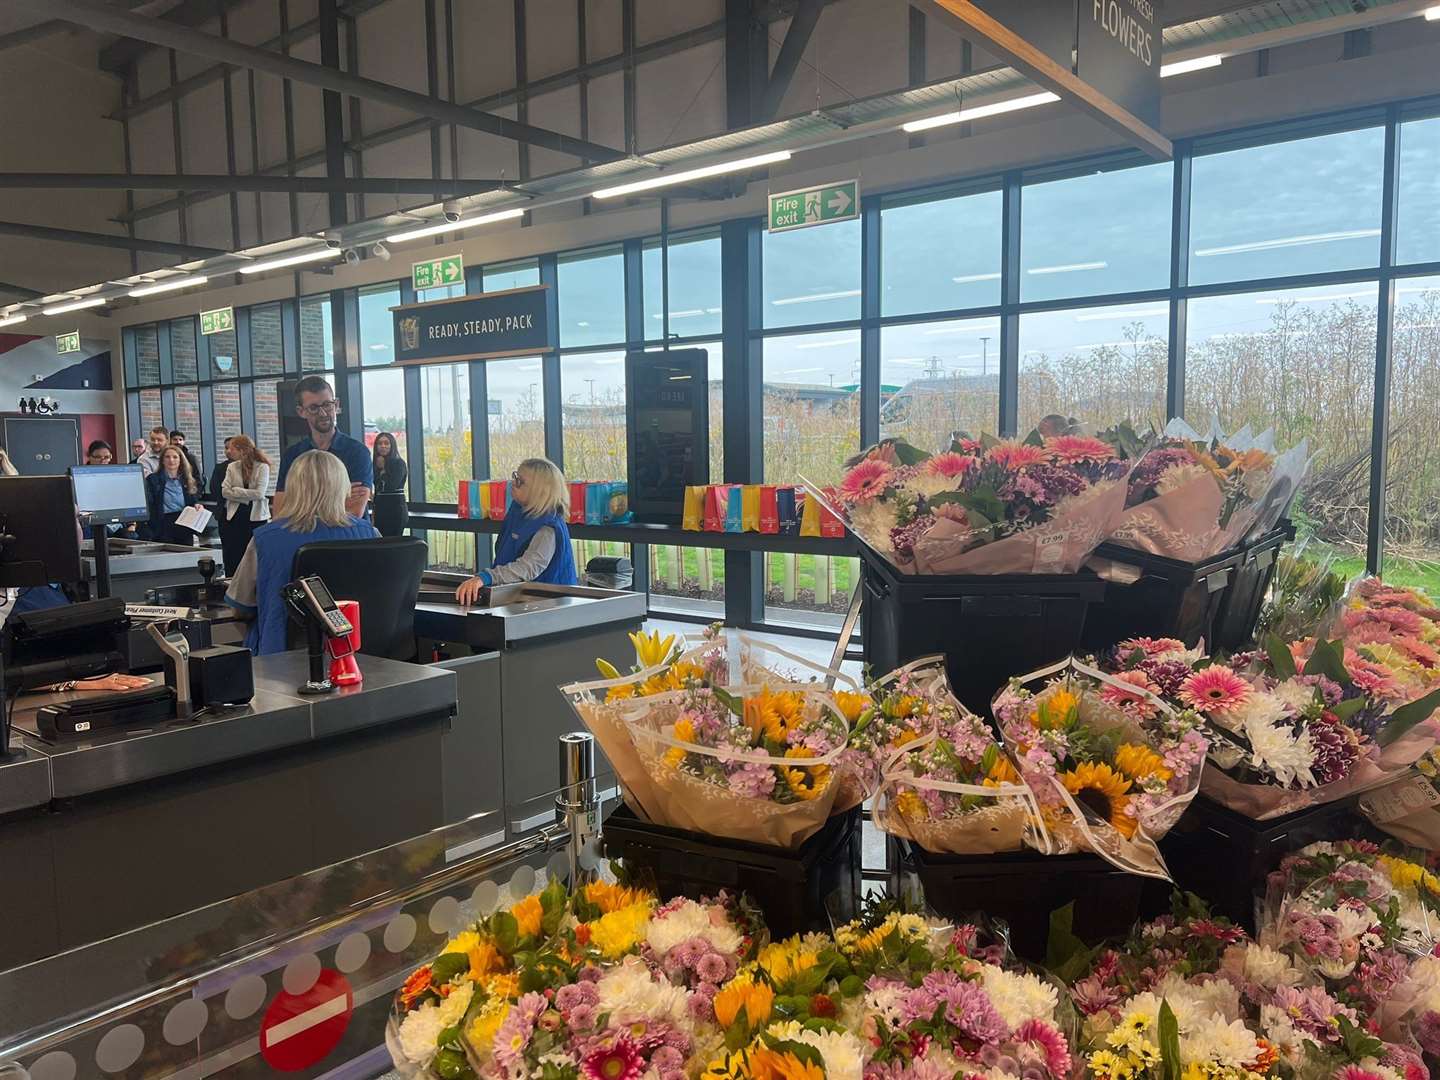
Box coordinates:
[273,375,373,519]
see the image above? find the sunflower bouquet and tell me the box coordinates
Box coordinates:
[991,658,1209,879]
[813,422,1134,576]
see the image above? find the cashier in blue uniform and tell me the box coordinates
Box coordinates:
[454,457,578,604]
[274,375,374,521]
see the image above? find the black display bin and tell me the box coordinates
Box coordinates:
[1080,544,1244,654]
[601,804,860,937]
[1210,522,1297,652]
[896,839,1152,962]
[858,548,1107,715]
[1158,792,1367,931]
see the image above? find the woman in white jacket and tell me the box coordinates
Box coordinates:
[219,434,272,574]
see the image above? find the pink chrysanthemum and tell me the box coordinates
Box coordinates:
[1012,1019,1071,1078]
[581,1037,645,1080]
[985,441,1049,470]
[838,458,893,503]
[1045,434,1116,464]
[925,451,977,479]
[1117,636,1187,658]
[1178,666,1253,713]
[1101,669,1161,720]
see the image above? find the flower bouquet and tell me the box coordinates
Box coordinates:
[1331,578,1440,707]
[815,425,1134,575]
[991,658,1209,879]
[869,658,1036,855]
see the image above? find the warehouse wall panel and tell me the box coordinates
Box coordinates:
[452,1,518,102]
[636,41,726,151]
[528,85,585,178]
[527,0,581,81]
[637,0,722,46]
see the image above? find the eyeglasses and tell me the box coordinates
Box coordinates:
[301,401,339,416]
[511,470,526,488]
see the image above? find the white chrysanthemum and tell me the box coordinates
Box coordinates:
[848,499,901,549]
[1329,904,1375,942]
[1297,841,1340,857]
[597,957,692,1027]
[1271,680,1316,715]
[766,1021,866,1080]
[863,984,909,1029]
[980,965,1058,1029]
[646,899,743,957]
[1236,943,1303,988]
[1179,1015,1261,1069]
[396,982,474,1066]
[906,472,963,499]
[1243,713,1315,787]
[1257,1006,1306,1065]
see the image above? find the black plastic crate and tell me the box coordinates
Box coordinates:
[601,804,860,937]
[859,548,1107,715]
[1081,544,1243,654]
[896,839,1151,962]
[1159,792,1367,931]
[1211,523,1297,652]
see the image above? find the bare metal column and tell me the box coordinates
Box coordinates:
[556,732,599,884]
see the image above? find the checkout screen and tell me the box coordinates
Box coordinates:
[71,465,148,521]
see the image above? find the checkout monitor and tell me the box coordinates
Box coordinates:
[70,464,148,525]
[0,476,83,587]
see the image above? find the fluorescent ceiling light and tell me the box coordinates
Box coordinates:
[902,91,1060,133]
[385,207,526,244]
[129,274,208,298]
[770,289,861,306]
[237,248,343,275]
[42,296,106,315]
[783,367,823,375]
[1161,55,1223,77]
[1194,229,1380,257]
[0,314,26,328]
[1427,4,1440,19]
[951,272,1002,284]
[1254,289,1373,305]
[591,151,792,199]
[794,337,858,350]
[1027,261,1107,275]
[1075,306,1168,321]
[924,322,999,335]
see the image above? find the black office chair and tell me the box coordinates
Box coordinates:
[290,536,428,660]
[372,491,409,538]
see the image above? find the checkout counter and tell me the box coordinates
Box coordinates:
[81,535,225,602]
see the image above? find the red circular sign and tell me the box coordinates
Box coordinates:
[259,968,354,1072]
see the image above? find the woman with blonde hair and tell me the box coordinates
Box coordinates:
[454,456,577,604]
[219,433,273,573]
[224,449,378,654]
[144,445,200,544]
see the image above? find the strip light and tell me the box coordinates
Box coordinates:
[1161,55,1223,77]
[129,274,209,298]
[592,151,792,199]
[902,91,1060,133]
[385,207,527,244]
[42,297,107,315]
[1426,5,1440,19]
[0,314,26,328]
[237,248,343,275]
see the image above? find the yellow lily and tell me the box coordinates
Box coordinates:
[629,629,676,668]
[595,658,622,679]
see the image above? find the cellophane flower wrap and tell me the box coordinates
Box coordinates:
[868,657,1036,855]
[991,657,1208,879]
[1330,577,1440,708]
[813,425,1133,575]
[564,628,858,849]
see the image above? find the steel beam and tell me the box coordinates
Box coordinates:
[0,220,224,259]
[0,174,510,194]
[756,0,823,122]
[100,0,247,71]
[319,0,348,226]
[26,0,625,162]
[0,281,44,300]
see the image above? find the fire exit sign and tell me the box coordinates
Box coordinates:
[768,179,859,232]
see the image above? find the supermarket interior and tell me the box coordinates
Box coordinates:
[3,1,1440,1078]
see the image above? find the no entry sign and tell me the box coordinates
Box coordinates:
[259,968,354,1071]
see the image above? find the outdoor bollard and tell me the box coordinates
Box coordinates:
[556,732,599,885]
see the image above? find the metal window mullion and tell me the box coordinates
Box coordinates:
[1168,141,1192,421]
[279,0,299,235]
[998,171,1021,436]
[239,379,257,439]
[157,319,175,386]
[468,357,493,572]
[404,365,426,501]
[334,287,363,439]
[281,299,299,374]
[1368,107,1402,576]
[860,197,881,447]
[623,238,644,345]
[235,306,253,379]
[541,255,563,466]
[161,387,177,429]
[720,218,762,628]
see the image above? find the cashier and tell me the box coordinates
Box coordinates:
[454,457,577,604]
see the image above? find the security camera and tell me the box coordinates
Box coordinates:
[371,242,391,261]
[324,229,344,249]
[442,200,462,223]
[343,248,361,265]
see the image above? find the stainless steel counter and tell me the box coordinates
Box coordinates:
[0,745,50,816]
[414,580,647,650]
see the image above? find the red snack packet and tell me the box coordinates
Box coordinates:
[488,480,509,520]
[759,485,779,534]
[569,482,587,524]
[819,489,845,538]
[457,479,470,519]
[703,485,729,532]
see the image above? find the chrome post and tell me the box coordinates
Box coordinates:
[555,732,598,884]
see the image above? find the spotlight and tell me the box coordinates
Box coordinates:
[343,248,361,265]
[442,200,462,223]
[371,242,391,261]
[324,229,344,249]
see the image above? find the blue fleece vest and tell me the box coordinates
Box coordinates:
[246,516,379,655]
[493,501,577,585]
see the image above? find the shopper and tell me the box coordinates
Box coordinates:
[169,430,206,495]
[130,437,147,464]
[208,438,231,504]
[274,375,373,520]
[144,445,200,545]
[372,431,407,495]
[454,457,577,604]
[137,427,168,477]
[224,450,379,655]
[219,433,272,574]
[85,440,114,465]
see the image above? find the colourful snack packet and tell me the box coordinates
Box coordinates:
[569,481,587,524]
[741,485,761,532]
[724,485,744,533]
[799,490,820,536]
[488,480,509,520]
[457,479,471,519]
[682,485,706,530]
[475,480,491,520]
[704,485,727,531]
[776,486,800,535]
[759,485,779,533]
[819,491,845,538]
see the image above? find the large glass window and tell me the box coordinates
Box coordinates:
[560,351,626,480]
[1021,162,1172,301]
[1018,302,1170,434]
[359,283,401,367]
[642,231,722,340]
[882,189,1002,316]
[209,327,238,380]
[880,317,1001,449]
[170,318,198,382]
[135,326,160,387]
[422,363,473,504]
[764,550,858,628]
[361,368,406,491]
[1384,274,1440,591]
[763,219,862,329]
[1185,284,1376,570]
[299,295,332,371]
[487,357,547,476]
[1189,126,1385,285]
[250,304,285,375]
[558,248,625,347]
[211,384,241,462]
[484,260,540,293]
[1397,116,1440,267]
[762,331,861,486]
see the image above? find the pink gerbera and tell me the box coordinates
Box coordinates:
[1101,670,1161,720]
[838,458,893,503]
[1117,636,1186,658]
[1178,667,1253,713]
[1011,1019,1071,1078]
[1045,434,1117,464]
[581,1037,645,1080]
[953,437,982,455]
[1333,1068,1388,1080]
[925,451,977,479]
[985,441,1049,470]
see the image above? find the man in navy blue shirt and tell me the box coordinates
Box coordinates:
[274,375,374,520]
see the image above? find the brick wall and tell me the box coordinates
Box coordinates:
[251,305,284,375]
[136,327,160,386]
[171,318,198,381]
[299,297,330,371]
[211,383,241,463]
